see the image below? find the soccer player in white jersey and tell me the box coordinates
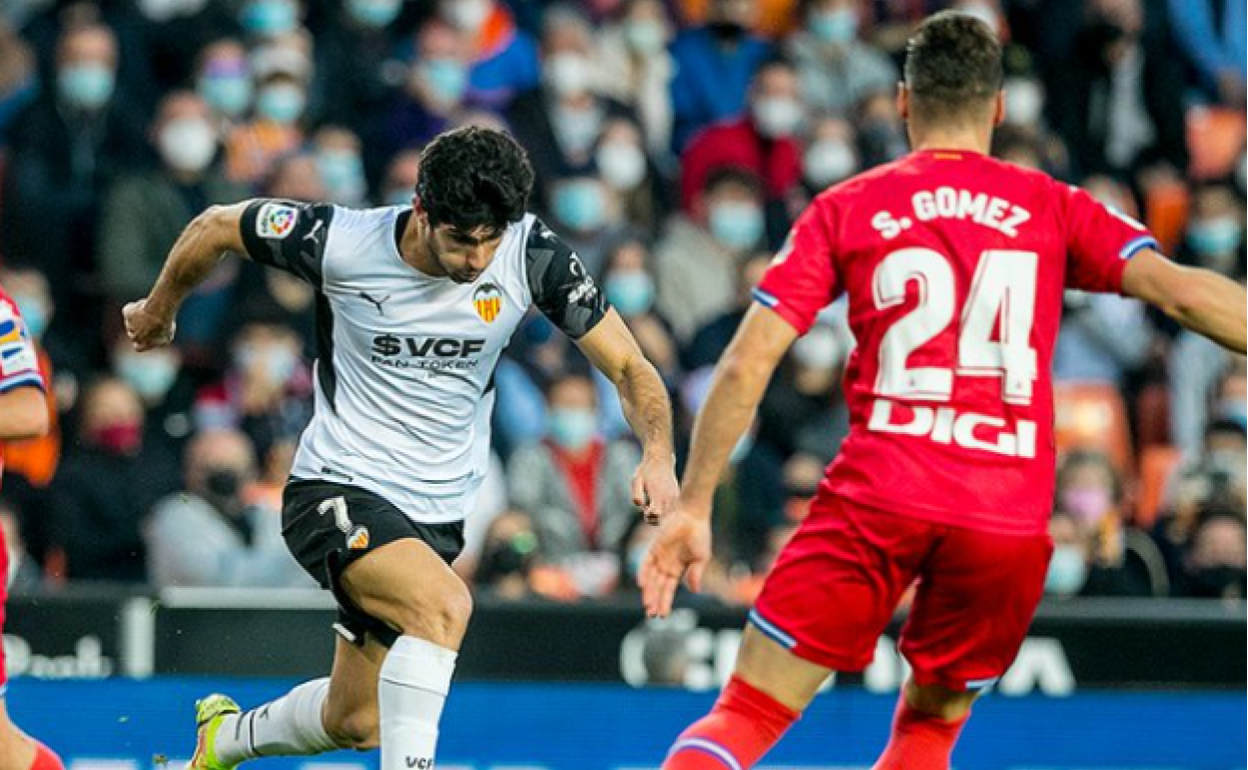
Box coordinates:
[123,127,679,770]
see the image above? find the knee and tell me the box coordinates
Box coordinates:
[394,579,474,647]
[323,701,380,751]
[904,680,976,721]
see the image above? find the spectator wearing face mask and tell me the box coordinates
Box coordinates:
[669,0,773,153]
[238,0,302,43]
[311,126,367,206]
[374,18,476,165]
[1052,449,1166,597]
[194,321,314,463]
[601,236,681,387]
[435,0,539,109]
[655,167,767,342]
[99,91,247,335]
[786,0,897,116]
[111,335,194,460]
[1178,508,1247,599]
[507,6,636,211]
[145,428,309,588]
[132,0,235,97]
[595,117,671,238]
[223,35,310,184]
[595,0,677,163]
[377,148,422,208]
[757,316,852,463]
[195,38,254,125]
[800,115,859,196]
[48,378,180,582]
[545,175,623,276]
[2,22,147,333]
[508,373,642,566]
[472,509,541,600]
[679,57,805,223]
[683,254,772,373]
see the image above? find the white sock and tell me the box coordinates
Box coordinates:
[214,678,341,764]
[379,636,458,770]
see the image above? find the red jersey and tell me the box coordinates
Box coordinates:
[0,282,46,483]
[755,150,1158,535]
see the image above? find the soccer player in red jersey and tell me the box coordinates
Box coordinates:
[640,12,1247,770]
[0,282,63,770]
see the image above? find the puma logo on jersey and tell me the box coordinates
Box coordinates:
[360,291,390,316]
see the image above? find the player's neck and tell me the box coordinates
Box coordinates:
[908,126,993,156]
[398,211,448,279]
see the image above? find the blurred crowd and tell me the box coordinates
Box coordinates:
[0,0,1243,605]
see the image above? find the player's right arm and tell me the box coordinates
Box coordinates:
[1121,249,1246,354]
[123,200,253,351]
[125,199,332,351]
[640,202,839,618]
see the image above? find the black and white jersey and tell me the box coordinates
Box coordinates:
[239,200,608,523]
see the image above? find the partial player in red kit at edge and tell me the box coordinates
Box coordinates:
[641,12,1247,770]
[0,282,63,770]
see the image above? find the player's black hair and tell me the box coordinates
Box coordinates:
[904,11,1003,124]
[416,126,534,236]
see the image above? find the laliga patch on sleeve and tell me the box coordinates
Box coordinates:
[256,202,300,239]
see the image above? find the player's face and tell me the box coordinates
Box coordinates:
[429,224,504,284]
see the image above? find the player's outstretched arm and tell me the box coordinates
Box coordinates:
[1122,249,1247,354]
[0,386,48,440]
[123,200,255,351]
[639,304,799,617]
[577,308,679,524]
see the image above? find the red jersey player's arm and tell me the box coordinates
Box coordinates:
[681,304,800,514]
[0,385,48,440]
[1121,249,1247,354]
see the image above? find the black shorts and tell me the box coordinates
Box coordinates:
[282,478,465,648]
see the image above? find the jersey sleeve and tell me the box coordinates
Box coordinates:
[0,297,45,393]
[752,199,841,334]
[1061,183,1159,294]
[524,218,609,339]
[239,199,336,287]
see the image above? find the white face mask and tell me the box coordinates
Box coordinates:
[792,325,841,370]
[803,139,856,187]
[596,141,647,190]
[442,0,491,32]
[158,117,218,173]
[1004,78,1044,126]
[545,52,594,98]
[752,96,804,138]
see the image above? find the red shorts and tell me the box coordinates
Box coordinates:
[752,492,1051,692]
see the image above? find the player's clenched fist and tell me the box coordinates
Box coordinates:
[638,508,711,618]
[123,299,176,351]
[632,452,680,526]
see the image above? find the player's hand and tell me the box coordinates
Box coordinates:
[123,299,177,351]
[632,451,679,525]
[639,507,711,618]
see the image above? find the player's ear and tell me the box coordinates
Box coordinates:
[992,89,1005,127]
[896,82,909,121]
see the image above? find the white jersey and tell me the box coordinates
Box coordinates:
[240,200,608,523]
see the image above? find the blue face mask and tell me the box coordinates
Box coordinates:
[605,271,655,317]
[199,74,252,117]
[549,407,597,451]
[11,293,48,339]
[241,0,297,36]
[809,7,858,45]
[317,150,366,204]
[58,63,115,110]
[709,201,764,251]
[1044,545,1087,597]
[256,84,305,124]
[1187,217,1242,260]
[421,58,469,104]
[117,353,179,401]
[553,181,607,233]
[348,0,402,28]
[385,187,413,207]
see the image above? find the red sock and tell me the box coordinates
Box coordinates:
[871,695,969,770]
[30,741,64,770]
[663,676,800,769]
